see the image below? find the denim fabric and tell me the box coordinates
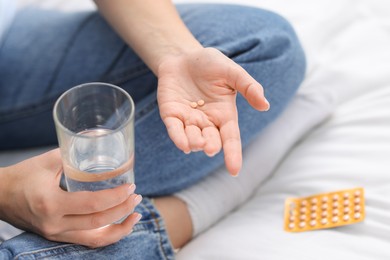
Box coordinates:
[0,198,174,260]
[0,4,306,259]
[0,0,15,44]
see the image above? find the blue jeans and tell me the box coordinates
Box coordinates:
[0,4,306,259]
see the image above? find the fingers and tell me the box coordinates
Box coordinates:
[185,125,205,151]
[37,182,142,246]
[219,120,242,176]
[202,126,222,156]
[52,212,142,248]
[62,193,142,231]
[229,64,270,112]
[60,184,136,215]
[164,117,191,153]
[165,116,217,153]
[166,119,221,156]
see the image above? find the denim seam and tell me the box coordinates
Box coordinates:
[103,63,151,86]
[0,68,152,125]
[144,200,172,260]
[0,96,58,123]
[100,44,128,81]
[0,65,150,125]
[134,95,158,124]
[13,243,82,260]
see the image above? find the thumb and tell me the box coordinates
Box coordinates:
[228,64,270,111]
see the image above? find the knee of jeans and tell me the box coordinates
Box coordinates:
[240,6,307,74]
[179,4,306,77]
[265,10,307,78]
[239,6,307,91]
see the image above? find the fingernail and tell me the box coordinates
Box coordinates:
[128,184,136,195]
[264,98,270,111]
[206,151,218,157]
[134,194,143,205]
[135,213,142,223]
[231,172,240,178]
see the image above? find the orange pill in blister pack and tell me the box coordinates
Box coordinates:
[284,187,365,232]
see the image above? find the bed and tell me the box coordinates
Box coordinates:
[1,0,390,259]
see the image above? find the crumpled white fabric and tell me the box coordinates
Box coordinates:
[176,0,390,259]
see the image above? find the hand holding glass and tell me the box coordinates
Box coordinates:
[53,82,135,192]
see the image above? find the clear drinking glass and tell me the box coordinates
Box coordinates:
[53,82,135,192]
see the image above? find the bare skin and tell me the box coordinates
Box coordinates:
[0,150,142,248]
[94,0,270,176]
[0,150,191,248]
[0,0,269,250]
[154,196,193,249]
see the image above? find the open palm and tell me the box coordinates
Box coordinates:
[157,48,269,176]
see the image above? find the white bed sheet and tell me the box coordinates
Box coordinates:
[1,0,390,259]
[175,0,390,259]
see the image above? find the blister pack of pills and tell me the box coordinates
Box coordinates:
[284,187,365,232]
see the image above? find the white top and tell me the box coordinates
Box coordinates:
[0,0,15,44]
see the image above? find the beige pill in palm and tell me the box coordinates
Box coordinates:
[197,99,205,106]
[190,102,198,108]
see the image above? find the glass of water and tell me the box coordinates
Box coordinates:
[53,82,135,192]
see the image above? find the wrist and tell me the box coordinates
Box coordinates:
[155,43,203,77]
[148,31,203,76]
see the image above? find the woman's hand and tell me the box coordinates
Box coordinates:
[94,1,269,176]
[157,47,270,176]
[0,149,142,248]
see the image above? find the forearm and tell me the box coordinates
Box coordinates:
[94,0,202,75]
